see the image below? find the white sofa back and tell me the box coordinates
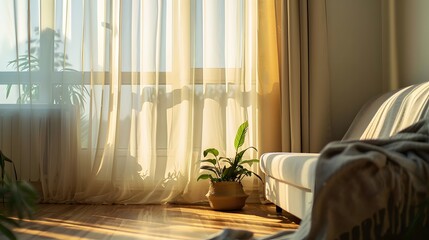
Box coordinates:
[343,81,429,141]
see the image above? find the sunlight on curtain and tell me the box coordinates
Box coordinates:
[258,0,331,154]
[0,0,260,204]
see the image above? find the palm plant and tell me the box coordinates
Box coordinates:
[7,28,88,108]
[197,121,262,183]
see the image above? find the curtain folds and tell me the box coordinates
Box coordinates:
[258,0,331,154]
[0,0,261,204]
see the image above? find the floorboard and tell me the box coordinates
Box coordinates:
[8,203,299,239]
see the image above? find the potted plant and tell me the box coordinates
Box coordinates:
[197,121,262,211]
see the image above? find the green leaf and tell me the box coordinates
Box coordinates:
[240,159,259,166]
[235,147,257,165]
[201,159,217,166]
[197,174,212,181]
[234,121,248,151]
[0,178,38,220]
[220,157,233,165]
[200,165,217,171]
[221,166,235,181]
[6,85,12,98]
[251,171,263,182]
[203,148,219,158]
[200,165,219,177]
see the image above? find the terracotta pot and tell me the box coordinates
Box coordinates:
[206,181,249,211]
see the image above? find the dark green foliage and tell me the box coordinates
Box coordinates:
[197,121,262,183]
[0,151,38,240]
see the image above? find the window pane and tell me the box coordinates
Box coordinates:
[0,84,40,104]
[0,0,244,74]
[55,0,83,71]
[0,0,41,72]
[194,0,243,68]
[140,0,172,72]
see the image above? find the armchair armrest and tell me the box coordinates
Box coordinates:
[260,152,319,190]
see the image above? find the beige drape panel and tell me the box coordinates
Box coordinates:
[258,0,331,153]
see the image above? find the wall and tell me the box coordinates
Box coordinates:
[326,0,383,140]
[395,0,429,88]
[326,0,429,140]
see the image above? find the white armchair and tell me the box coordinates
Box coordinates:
[260,81,429,219]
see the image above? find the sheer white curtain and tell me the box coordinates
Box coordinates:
[0,0,260,204]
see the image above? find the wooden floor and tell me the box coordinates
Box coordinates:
[10,203,299,240]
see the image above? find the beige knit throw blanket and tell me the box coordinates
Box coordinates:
[209,119,429,240]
